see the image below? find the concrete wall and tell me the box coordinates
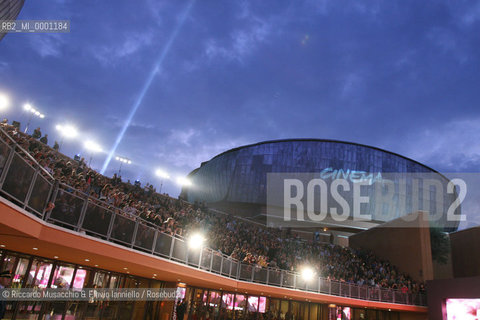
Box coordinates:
[450,226,480,278]
[349,211,434,282]
[426,276,480,320]
[433,250,453,280]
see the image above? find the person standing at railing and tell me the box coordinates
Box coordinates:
[40,134,48,145]
[32,127,41,139]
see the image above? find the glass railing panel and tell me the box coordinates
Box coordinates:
[239,263,252,281]
[154,232,172,257]
[381,288,393,302]
[27,173,52,216]
[393,290,405,304]
[171,238,187,262]
[2,153,35,203]
[268,269,281,286]
[295,274,307,290]
[369,287,380,301]
[111,214,135,244]
[81,203,112,237]
[359,286,367,300]
[308,276,319,292]
[211,252,222,273]
[253,267,267,284]
[187,248,201,266]
[200,248,212,270]
[412,293,424,306]
[340,282,350,297]
[0,139,11,177]
[49,189,86,228]
[319,278,330,294]
[133,223,155,250]
[221,258,231,276]
[230,260,238,278]
[330,281,340,295]
[349,284,359,298]
[282,272,294,288]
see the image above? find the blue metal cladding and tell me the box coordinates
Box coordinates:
[0,0,26,42]
[185,139,458,229]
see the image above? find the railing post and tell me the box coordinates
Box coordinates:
[293,273,296,288]
[236,262,240,280]
[251,266,255,282]
[349,284,352,297]
[45,181,59,221]
[131,220,139,248]
[23,170,38,210]
[75,197,89,232]
[393,290,396,304]
[280,271,284,287]
[41,181,55,219]
[0,146,15,188]
[318,277,321,293]
[151,230,158,254]
[219,256,223,275]
[169,237,175,259]
[228,259,233,277]
[106,213,116,241]
[209,251,213,272]
[198,247,203,269]
[266,268,270,285]
[329,279,331,295]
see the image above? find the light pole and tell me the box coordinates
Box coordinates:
[56,124,78,149]
[84,140,102,167]
[114,156,131,175]
[155,169,170,194]
[176,176,192,187]
[24,103,45,134]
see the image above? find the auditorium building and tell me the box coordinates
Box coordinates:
[181,139,459,234]
[0,0,26,42]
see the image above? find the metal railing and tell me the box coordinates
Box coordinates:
[0,131,426,306]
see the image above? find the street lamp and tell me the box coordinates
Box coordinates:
[188,233,205,250]
[176,176,192,187]
[24,103,45,133]
[300,266,315,282]
[56,124,78,138]
[155,169,170,193]
[84,140,102,166]
[114,156,131,175]
[56,124,78,148]
[0,93,10,111]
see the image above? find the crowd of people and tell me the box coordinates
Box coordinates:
[0,121,425,295]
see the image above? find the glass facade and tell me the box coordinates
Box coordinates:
[0,249,176,320]
[0,249,418,319]
[185,140,459,230]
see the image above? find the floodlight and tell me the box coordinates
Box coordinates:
[188,233,205,249]
[300,266,315,282]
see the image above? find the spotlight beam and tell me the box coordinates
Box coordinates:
[100,0,196,174]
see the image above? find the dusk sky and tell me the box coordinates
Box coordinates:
[1,0,480,225]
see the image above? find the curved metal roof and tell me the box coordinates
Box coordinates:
[208,138,439,173]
